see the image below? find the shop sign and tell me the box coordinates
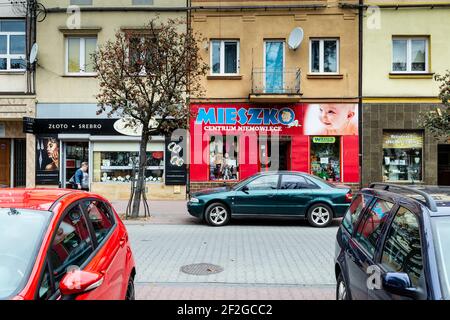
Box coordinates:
[24,117,164,136]
[113,117,159,136]
[0,123,5,137]
[383,132,423,149]
[195,107,300,129]
[312,137,336,144]
[165,136,187,185]
[35,135,60,185]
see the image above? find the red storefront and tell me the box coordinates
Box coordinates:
[189,103,359,190]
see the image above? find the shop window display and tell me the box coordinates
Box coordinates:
[382,131,423,182]
[310,136,341,182]
[93,151,164,183]
[209,135,239,181]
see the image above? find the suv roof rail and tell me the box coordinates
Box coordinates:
[369,183,438,212]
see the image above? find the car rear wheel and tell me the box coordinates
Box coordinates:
[125,276,135,300]
[205,203,230,227]
[336,273,349,300]
[307,203,333,227]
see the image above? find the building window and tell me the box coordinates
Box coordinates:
[310,39,339,74]
[66,37,97,75]
[264,41,285,93]
[127,34,154,75]
[310,136,341,182]
[93,151,164,183]
[70,0,93,5]
[132,0,153,4]
[209,135,239,181]
[382,131,423,182]
[392,37,428,73]
[210,40,239,75]
[0,20,26,71]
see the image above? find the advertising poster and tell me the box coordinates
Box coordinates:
[36,135,60,185]
[303,104,358,136]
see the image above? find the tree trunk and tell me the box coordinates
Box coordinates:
[131,129,149,218]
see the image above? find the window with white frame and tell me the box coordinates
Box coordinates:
[66,36,97,75]
[210,40,239,75]
[392,37,428,73]
[309,39,339,74]
[127,34,154,75]
[0,20,26,71]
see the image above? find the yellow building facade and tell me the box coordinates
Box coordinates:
[189,0,361,192]
[33,0,188,199]
[362,0,450,186]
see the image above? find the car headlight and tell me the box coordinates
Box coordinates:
[189,197,200,203]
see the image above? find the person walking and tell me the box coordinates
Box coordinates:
[73,162,89,191]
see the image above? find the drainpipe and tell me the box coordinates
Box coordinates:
[358,0,363,189]
[186,0,191,199]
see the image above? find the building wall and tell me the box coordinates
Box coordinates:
[363,4,450,98]
[33,1,188,198]
[0,5,36,187]
[361,103,446,186]
[36,4,186,103]
[362,2,450,186]
[191,0,359,101]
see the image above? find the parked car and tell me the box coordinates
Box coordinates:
[0,189,136,300]
[335,183,450,300]
[187,171,353,227]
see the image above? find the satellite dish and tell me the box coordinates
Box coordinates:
[29,43,38,64]
[288,27,304,50]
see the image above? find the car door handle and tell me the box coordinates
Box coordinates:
[268,194,275,198]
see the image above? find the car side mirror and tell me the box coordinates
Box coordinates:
[241,186,249,193]
[60,269,104,296]
[382,272,420,299]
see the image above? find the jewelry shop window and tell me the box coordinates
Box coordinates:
[209,135,239,181]
[382,131,423,182]
[310,136,341,182]
[93,142,165,183]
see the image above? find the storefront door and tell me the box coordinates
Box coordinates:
[0,139,10,188]
[438,145,450,186]
[63,141,89,188]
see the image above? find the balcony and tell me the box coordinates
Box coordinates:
[250,68,302,103]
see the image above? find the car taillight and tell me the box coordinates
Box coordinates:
[345,192,353,203]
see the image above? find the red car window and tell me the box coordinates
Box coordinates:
[84,200,115,245]
[48,204,94,288]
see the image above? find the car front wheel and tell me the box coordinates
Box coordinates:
[205,203,230,227]
[125,276,135,300]
[307,203,333,227]
[336,273,349,300]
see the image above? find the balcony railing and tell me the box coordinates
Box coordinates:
[251,68,301,95]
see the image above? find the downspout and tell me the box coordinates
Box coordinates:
[186,0,191,199]
[358,0,363,189]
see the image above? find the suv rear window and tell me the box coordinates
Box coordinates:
[355,199,394,257]
[342,194,373,234]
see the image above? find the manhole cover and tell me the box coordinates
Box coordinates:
[180,263,224,275]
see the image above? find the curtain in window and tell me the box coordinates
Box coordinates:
[224,42,237,74]
[265,41,284,93]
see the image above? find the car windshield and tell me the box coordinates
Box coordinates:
[431,216,450,299]
[0,208,51,300]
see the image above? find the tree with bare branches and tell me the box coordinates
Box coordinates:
[93,18,208,218]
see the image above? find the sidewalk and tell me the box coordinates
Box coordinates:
[111,200,196,225]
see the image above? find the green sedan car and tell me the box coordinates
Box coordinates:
[187,171,353,227]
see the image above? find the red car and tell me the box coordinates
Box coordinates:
[0,189,136,300]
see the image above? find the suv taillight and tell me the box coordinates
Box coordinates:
[345,192,353,203]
